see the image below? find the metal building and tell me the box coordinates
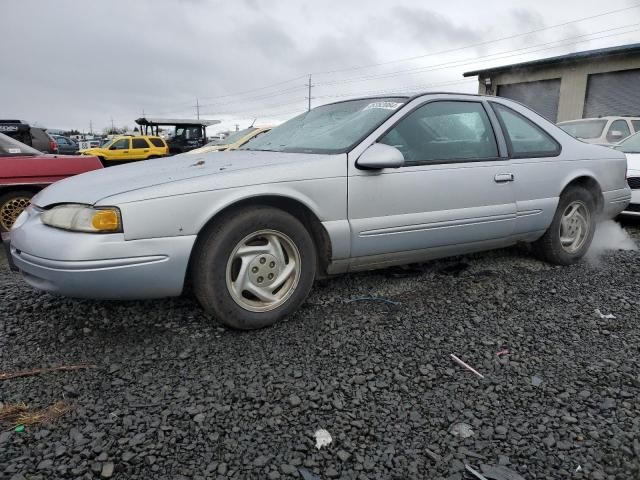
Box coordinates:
[464,43,640,123]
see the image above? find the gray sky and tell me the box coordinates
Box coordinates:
[2,0,639,134]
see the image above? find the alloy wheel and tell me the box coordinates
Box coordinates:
[558,200,591,253]
[0,196,30,231]
[225,229,301,312]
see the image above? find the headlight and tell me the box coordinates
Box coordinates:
[41,204,122,233]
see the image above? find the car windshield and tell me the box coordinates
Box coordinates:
[206,127,257,147]
[101,138,119,148]
[614,131,640,153]
[242,97,408,154]
[0,132,42,156]
[557,120,607,139]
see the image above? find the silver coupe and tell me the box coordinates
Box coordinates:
[5,93,631,329]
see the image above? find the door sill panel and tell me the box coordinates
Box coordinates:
[324,230,546,274]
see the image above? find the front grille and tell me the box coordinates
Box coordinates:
[627,177,640,189]
[625,203,640,213]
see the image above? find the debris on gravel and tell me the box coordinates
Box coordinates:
[1,223,640,479]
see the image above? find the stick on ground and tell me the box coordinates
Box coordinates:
[0,364,96,381]
[450,354,485,379]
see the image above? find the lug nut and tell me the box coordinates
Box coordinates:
[252,267,258,273]
[260,257,266,264]
[268,273,274,279]
[269,261,275,268]
[257,276,264,283]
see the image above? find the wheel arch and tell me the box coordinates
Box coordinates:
[560,175,603,214]
[186,194,333,285]
[0,184,44,197]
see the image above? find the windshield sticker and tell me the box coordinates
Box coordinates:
[363,102,402,111]
[8,148,21,154]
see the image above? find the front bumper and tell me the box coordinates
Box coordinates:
[621,188,640,216]
[8,208,196,300]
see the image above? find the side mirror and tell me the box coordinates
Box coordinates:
[356,143,405,170]
[610,130,624,139]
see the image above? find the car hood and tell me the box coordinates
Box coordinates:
[32,150,332,207]
[626,152,640,172]
[80,147,105,155]
[188,145,227,154]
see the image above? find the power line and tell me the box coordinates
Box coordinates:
[190,74,308,104]
[313,4,640,76]
[317,24,640,87]
[143,5,640,114]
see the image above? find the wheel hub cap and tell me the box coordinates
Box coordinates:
[226,229,301,312]
[248,253,280,287]
[559,200,590,254]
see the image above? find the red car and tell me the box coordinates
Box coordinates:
[0,132,103,232]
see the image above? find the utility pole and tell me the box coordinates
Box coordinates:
[110,117,115,132]
[89,120,93,135]
[196,98,200,120]
[306,74,313,111]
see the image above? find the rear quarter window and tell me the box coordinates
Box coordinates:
[132,138,150,148]
[491,103,560,158]
[149,138,166,147]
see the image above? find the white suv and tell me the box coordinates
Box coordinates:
[557,116,640,146]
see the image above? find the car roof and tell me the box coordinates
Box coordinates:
[558,116,640,124]
[320,92,502,108]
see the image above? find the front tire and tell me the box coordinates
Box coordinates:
[532,186,596,265]
[192,207,317,329]
[0,190,34,232]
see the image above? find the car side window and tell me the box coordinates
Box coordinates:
[132,138,149,148]
[111,138,130,150]
[149,138,165,147]
[378,101,498,164]
[632,120,640,133]
[56,138,66,145]
[607,120,630,143]
[491,103,560,157]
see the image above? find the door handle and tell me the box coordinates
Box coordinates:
[494,173,514,183]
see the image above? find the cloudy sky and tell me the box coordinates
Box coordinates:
[2,0,639,134]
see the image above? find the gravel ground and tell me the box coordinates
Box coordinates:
[1,222,639,480]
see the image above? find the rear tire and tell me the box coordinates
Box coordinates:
[192,207,317,329]
[532,186,596,265]
[0,190,34,232]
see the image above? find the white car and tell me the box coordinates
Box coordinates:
[557,116,640,146]
[614,131,640,215]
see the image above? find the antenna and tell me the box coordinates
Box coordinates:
[250,118,257,127]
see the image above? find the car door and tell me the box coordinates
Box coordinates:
[489,101,564,236]
[131,137,151,159]
[107,138,131,161]
[348,99,516,263]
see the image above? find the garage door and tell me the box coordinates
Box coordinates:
[497,79,561,122]
[584,68,640,118]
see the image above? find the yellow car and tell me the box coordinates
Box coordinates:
[81,135,168,164]
[188,126,271,154]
